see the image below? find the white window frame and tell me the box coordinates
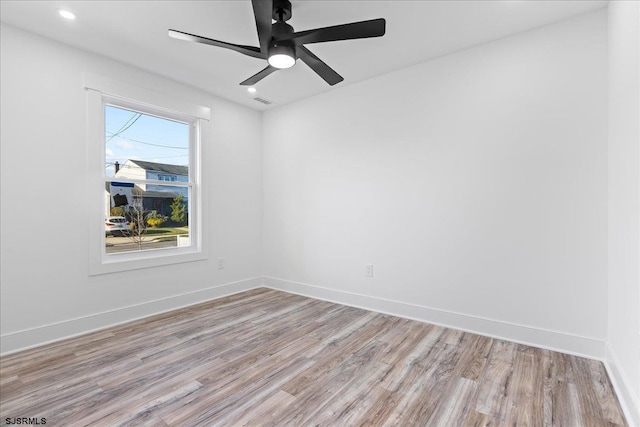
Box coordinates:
[85,74,210,275]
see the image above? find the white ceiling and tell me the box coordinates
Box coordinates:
[1,0,607,111]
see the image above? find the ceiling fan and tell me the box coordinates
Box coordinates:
[168,0,386,86]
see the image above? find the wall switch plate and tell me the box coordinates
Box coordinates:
[217,257,225,269]
[365,264,374,277]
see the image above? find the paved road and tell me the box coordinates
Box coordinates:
[105,235,178,254]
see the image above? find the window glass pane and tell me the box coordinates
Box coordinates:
[104,104,191,256]
[105,185,190,255]
[104,105,189,178]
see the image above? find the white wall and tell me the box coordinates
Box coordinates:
[1,7,636,419]
[263,10,608,357]
[0,24,263,353]
[607,1,640,424]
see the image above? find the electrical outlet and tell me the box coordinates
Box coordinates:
[365,264,374,277]
[217,257,225,269]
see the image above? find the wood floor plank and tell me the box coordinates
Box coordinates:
[426,376,479,426]
[382,329,468,425]
[0,288,628,426]
[0,375,22,402]
[91,380,204,426]
[279,312,384,397]
[227,389,296,427]
[504,350,545,427]
[462,409,493,427]
[376,324,444,392]
[298,343,392,426]
[457,334,493,381]
[167,356,314,426]
[475,339,517,420]
[589,359,628,425]
[352,389,405,427]
[542,349,555,427]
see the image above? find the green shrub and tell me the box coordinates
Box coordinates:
[110,206,124,216]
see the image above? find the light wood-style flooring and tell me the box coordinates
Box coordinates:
[0,288,627,426]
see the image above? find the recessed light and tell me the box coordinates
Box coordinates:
[57,9,76,20]
[247,87,257,94]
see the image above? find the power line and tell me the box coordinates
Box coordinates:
[106,154,188,162]
[105,132,188,150]
[106,113,141,142]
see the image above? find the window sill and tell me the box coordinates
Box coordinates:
[89,247,208,276]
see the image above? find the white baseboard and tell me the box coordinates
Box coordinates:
[0,275,607,360]
[264,276,606,360]
[0,277,264,356]
[3,275,634,424]
[605,343,640,426]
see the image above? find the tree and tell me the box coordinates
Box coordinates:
[170,195,186,225]
[125,199,148,250]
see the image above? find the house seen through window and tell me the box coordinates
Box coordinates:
[105,104,192,255]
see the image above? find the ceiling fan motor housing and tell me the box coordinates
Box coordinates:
[270,21,296,62]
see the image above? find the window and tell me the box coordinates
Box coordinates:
[86,74,210,275]
[158,174,178,182]
[104,104,191,255]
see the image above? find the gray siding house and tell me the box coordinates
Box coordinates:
[109,159,188,216]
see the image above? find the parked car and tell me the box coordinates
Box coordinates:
[105,216,131,237]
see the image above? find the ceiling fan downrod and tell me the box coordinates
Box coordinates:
[272,0,292,22]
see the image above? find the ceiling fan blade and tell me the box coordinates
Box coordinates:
[168,29,266,59]
[252,0,273,56]
[275,18,385,45]
[240,65,280,86]
[297,46,343,86]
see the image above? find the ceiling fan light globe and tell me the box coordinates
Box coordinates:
[268,53,296,69]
